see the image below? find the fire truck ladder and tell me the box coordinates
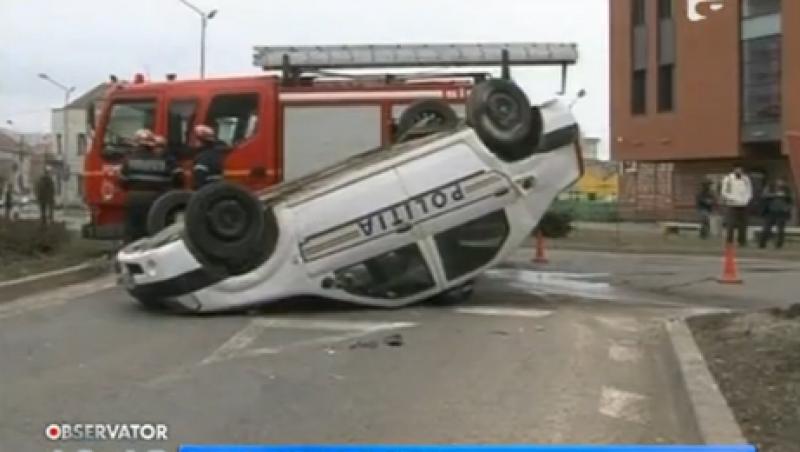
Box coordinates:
[253,42,579,93]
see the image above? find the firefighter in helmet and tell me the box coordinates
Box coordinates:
[192,124,230,190]
[118,129,178,243]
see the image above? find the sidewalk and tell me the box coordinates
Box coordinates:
[548,221,800,261]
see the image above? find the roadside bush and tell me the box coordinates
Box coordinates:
[0,219,70,256]
[536,210,573,238]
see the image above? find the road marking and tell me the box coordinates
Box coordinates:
[453,306,554,318]
[598,386,649,424]
[608,342,643,363]
[0,276,115,320]
[147,318,416,387]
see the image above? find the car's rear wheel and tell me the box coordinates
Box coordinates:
[396,99,459,142]
[147,190,192,235]
[466,79,542,161]
[184,182,277,275]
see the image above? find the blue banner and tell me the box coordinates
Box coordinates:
[179,446,756,452]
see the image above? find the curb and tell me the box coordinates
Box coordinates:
[0,258,112,304]
[664,317,747,444]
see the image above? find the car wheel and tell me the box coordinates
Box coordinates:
[184,182,276,275]
[147,190,192,235]
[396,99,459,142]
[466,79,541,161]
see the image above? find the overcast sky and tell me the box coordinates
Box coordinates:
[0,0,609,157]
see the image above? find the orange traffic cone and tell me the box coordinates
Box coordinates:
[718,243,743,284]
[533,230,549,264]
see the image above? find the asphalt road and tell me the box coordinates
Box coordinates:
[0,254,708,451]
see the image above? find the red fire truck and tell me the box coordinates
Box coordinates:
[82,42,578,240]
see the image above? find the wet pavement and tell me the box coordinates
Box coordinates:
[0,249,726,450]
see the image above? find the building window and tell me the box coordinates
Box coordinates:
[742,35,781,124]
[632,69,647,115]
[658,64,675,112]
[743,0,781,18]
[55,134,63,155]
[657,0,672,19]
[76,133,87,156]
[632,0,646,25]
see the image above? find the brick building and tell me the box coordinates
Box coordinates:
[610,0,799,221]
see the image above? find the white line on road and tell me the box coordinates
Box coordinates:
[453,306,554,318]
[0,276,116,320]
[147,318,417,387]
[598,386,649,424]
[608,342,643,363]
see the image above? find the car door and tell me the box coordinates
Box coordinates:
[391,140,516,282]
[293,167,442,305]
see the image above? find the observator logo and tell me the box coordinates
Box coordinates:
[45,423,169,441]
[686,0,725,22]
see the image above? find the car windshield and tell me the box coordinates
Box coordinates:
[102,100,156,159]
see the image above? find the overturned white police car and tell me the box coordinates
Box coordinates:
[116,79,584,312]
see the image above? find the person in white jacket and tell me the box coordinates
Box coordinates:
[720,166,753,246]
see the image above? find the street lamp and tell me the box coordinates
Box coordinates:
[178,0,218,79]
[38,72,75,204]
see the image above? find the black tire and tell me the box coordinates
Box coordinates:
[466,79,540,161]
[147,190,192,235]
[184,182,275,275]
[396,99,459,141]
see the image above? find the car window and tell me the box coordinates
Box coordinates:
[333,244,435,299]
[102,100,156,158]
[205,93,259,146]
[167,99,197,152]
[434,210,510,280]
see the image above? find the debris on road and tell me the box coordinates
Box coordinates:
[349,339,379,350]
[689,304,800,452]
[383,334,404,347]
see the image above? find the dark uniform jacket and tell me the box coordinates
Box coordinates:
[192,140,229,190]
[762,186,793,219]
[119,148,179,193]
[36,174,56,205]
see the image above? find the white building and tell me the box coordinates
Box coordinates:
[50,83,107,207]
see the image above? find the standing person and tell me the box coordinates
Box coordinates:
[695,178,716,239]
[192,124,229,190]
[720,166,753,246]
[3,183,12,219]
[759,179,793,249]
[154,135,184,187]
[35,167,56,226]
[118,129,177,243]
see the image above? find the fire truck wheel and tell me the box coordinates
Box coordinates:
[147,190,192,235]
[184,182,273,274]
[396,99,459,141]
[466,79,539,161]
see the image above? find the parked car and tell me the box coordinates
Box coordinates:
[116,79,584,312]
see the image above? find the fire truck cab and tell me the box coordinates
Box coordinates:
[82,42,578,240]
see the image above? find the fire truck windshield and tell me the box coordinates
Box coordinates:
[102,99,156,159]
